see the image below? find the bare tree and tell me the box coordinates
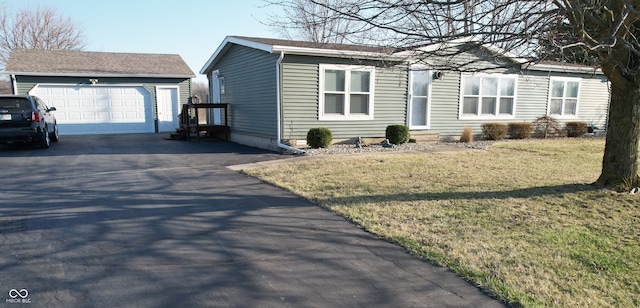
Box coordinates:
[263,0,377,44]
[0,4,85,68]
[270,0,639,191]
[192,81,209,104]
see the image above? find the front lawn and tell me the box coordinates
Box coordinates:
[244,139,640,307]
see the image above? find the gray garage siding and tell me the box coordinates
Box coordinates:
[214,45,279,139]
[281,55,408,140]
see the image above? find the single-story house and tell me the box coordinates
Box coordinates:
[5,49,195,135]
[200,36,610,152]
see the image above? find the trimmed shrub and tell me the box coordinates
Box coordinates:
[306,127,332,148]
[508,122,534,139]
[533,116,565,138]
[565,121,588,137]
[460,127,474,143]
[385,124,410,145]
[481,123,508,140]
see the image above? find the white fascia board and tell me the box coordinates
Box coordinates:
[523,63,603,74]
[271,45,404,61]
[200,36,275,74]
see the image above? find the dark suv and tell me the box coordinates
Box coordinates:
[0,95,58,148]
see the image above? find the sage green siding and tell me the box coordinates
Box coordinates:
[281,55,408,140]
[211,45,279,139]
[205,42,610,145]
[427,70,610,137]
[424,47,609,137]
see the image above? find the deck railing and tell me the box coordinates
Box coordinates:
[179,103,229,141]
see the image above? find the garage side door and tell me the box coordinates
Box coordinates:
[31,85,154,135]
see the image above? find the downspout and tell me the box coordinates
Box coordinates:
[276,51,306,154]
[10,75,17,94]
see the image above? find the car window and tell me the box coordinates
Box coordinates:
[36,97,50,111]
[0,98,32,111]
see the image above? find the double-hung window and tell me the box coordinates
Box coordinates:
[548,78,580,117]
[319,64,375,120]
[460,74,517,119]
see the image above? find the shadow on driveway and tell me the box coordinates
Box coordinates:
[0,133,504,307]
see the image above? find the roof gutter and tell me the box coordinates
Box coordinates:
[522,63,603,74]
[276,51,305,154]
[5,72,196,79]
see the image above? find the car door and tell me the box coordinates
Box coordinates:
[36,97,56,128]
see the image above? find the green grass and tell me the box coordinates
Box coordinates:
[244,139,640,307]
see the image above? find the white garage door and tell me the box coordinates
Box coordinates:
[30,85,154,135]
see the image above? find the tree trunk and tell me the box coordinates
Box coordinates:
[595,81,640,191]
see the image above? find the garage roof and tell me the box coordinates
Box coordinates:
[5,49,195,78]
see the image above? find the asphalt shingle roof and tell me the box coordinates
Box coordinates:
[232,36,399,54]
[5,49,195,78]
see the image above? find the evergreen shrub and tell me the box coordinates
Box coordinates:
[306,127,332,148]
[385,125,410,145]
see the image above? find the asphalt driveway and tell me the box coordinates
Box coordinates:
[0,134,504,307]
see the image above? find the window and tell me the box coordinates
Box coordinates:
[319,64,375,120]
[548,78,580,117]
[460,74,517,119]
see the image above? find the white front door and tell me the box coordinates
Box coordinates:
[408,67,432,129]
[156,87,179,132]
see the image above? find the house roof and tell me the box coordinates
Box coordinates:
[5,49,195,78]
[200,36,402,74]
[200,36,602,75]
[231,36,399,54]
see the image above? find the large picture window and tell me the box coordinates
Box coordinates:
[548,78,580,117]
[460,74,517,119]
[319,64,375,120]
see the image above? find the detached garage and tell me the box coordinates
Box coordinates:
[5,49,195,135]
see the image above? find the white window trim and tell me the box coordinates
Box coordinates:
[547,77,581,119]
[458,73,518,120]
[318,64,375,121]
[407,65,432,129]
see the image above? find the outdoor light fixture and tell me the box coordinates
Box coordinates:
[89,79,98,85]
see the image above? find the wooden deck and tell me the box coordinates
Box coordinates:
[170,103,229,141]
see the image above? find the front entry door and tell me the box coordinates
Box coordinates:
[157,87,179,132]
[211,70,222,125]
[408,67,432,129]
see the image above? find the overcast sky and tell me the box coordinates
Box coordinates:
[3,0,279,82]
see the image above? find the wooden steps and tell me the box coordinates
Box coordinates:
[410,131,440,143]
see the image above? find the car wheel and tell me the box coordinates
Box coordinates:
[38,126,50,149]
[50,123,59,142]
